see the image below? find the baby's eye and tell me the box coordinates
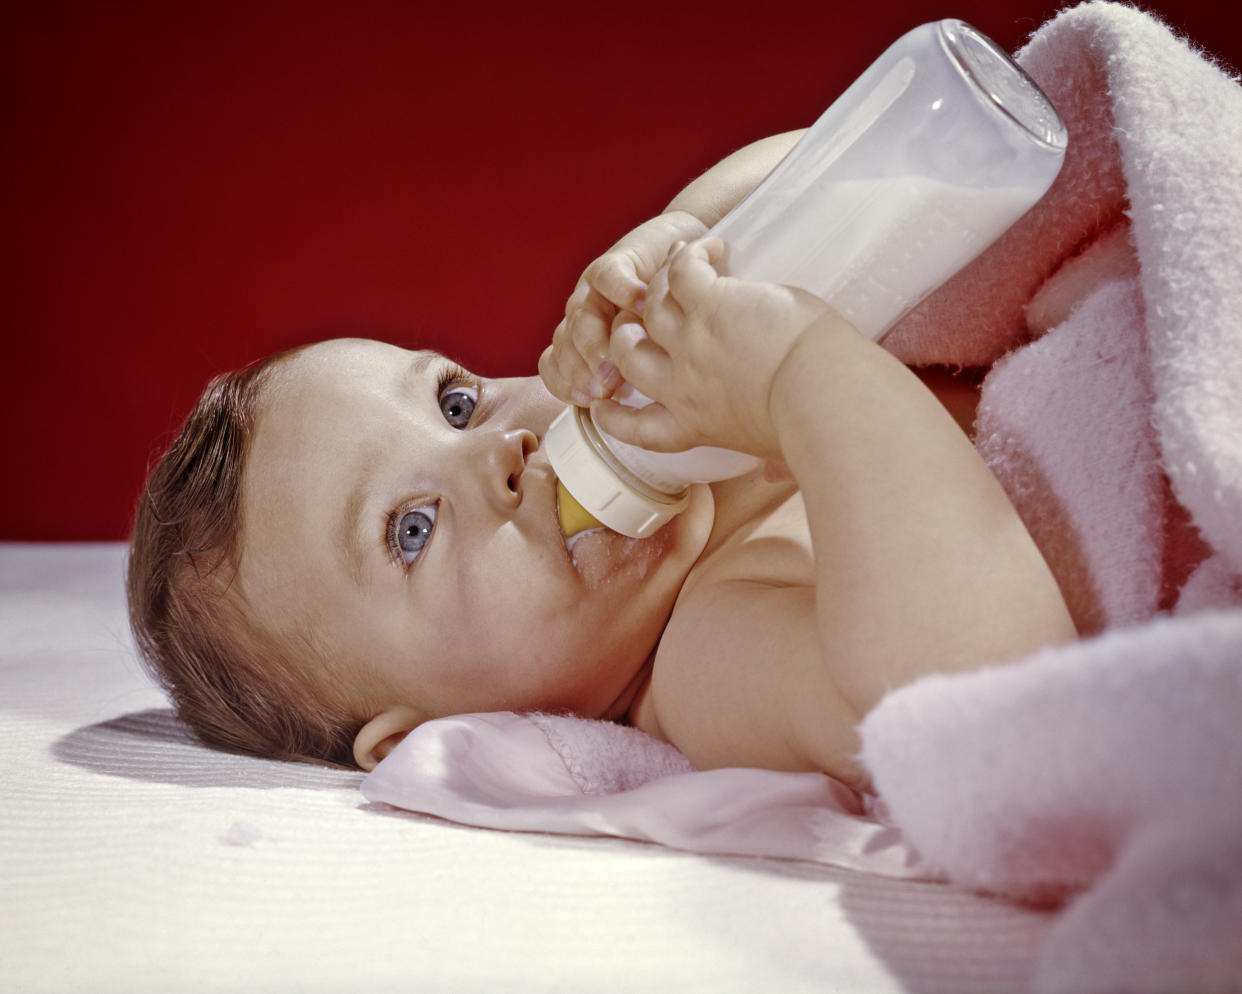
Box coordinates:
[391,504,437,566]
[439,383,478,429]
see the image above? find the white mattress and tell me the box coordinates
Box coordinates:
[1,543,1053,993]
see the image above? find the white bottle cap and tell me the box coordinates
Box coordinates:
[544,406,689,539]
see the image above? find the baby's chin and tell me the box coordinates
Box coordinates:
[567,526,675,590]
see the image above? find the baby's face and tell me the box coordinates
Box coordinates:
[238,339,712,735]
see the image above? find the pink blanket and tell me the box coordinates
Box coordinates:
[364,4,1242,989]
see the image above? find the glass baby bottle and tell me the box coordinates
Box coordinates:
[546,18,1068,540]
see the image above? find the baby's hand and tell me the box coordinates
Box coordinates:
[539,211,707,407]
[592,238,845,460]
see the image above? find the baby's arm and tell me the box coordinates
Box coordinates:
[602,241,1077,783]
[663,132,806,230]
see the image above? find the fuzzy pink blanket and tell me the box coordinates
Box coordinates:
[364,4,1242,990]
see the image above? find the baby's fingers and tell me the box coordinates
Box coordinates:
[609,318,670,404]
[568,289,624,395]
[585,251,647,315]
[563,276,591,319]
[539,333,594,407]
[666,236,725,310]
[590,397,696,454]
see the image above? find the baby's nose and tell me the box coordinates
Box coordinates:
[474,428,537,511]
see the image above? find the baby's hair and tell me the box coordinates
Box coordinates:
[127,349,362,768]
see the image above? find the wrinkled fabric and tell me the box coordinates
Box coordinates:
[363,711,933,879]
[864,4,1242,991]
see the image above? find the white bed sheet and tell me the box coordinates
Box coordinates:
[0,543,1053,993]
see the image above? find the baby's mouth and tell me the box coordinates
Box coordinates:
[564,528,601,554]
[556,480,604,548]
[566,524,670,589]
[555,478,673,589]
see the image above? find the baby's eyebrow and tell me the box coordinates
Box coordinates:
[401,350,439,392]
[338,465,376,588]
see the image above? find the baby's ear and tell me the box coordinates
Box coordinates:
[353,706,425,772]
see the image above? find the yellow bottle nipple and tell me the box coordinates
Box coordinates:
[557,480,603,537]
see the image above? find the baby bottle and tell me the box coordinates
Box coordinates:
[547,18,1068,540]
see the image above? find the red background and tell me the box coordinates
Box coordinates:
[6,0,1240,541]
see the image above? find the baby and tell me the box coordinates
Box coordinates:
[127,132,1076,785]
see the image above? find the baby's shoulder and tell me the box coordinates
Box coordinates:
[631,485,856,773]
[682,482,814,595]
